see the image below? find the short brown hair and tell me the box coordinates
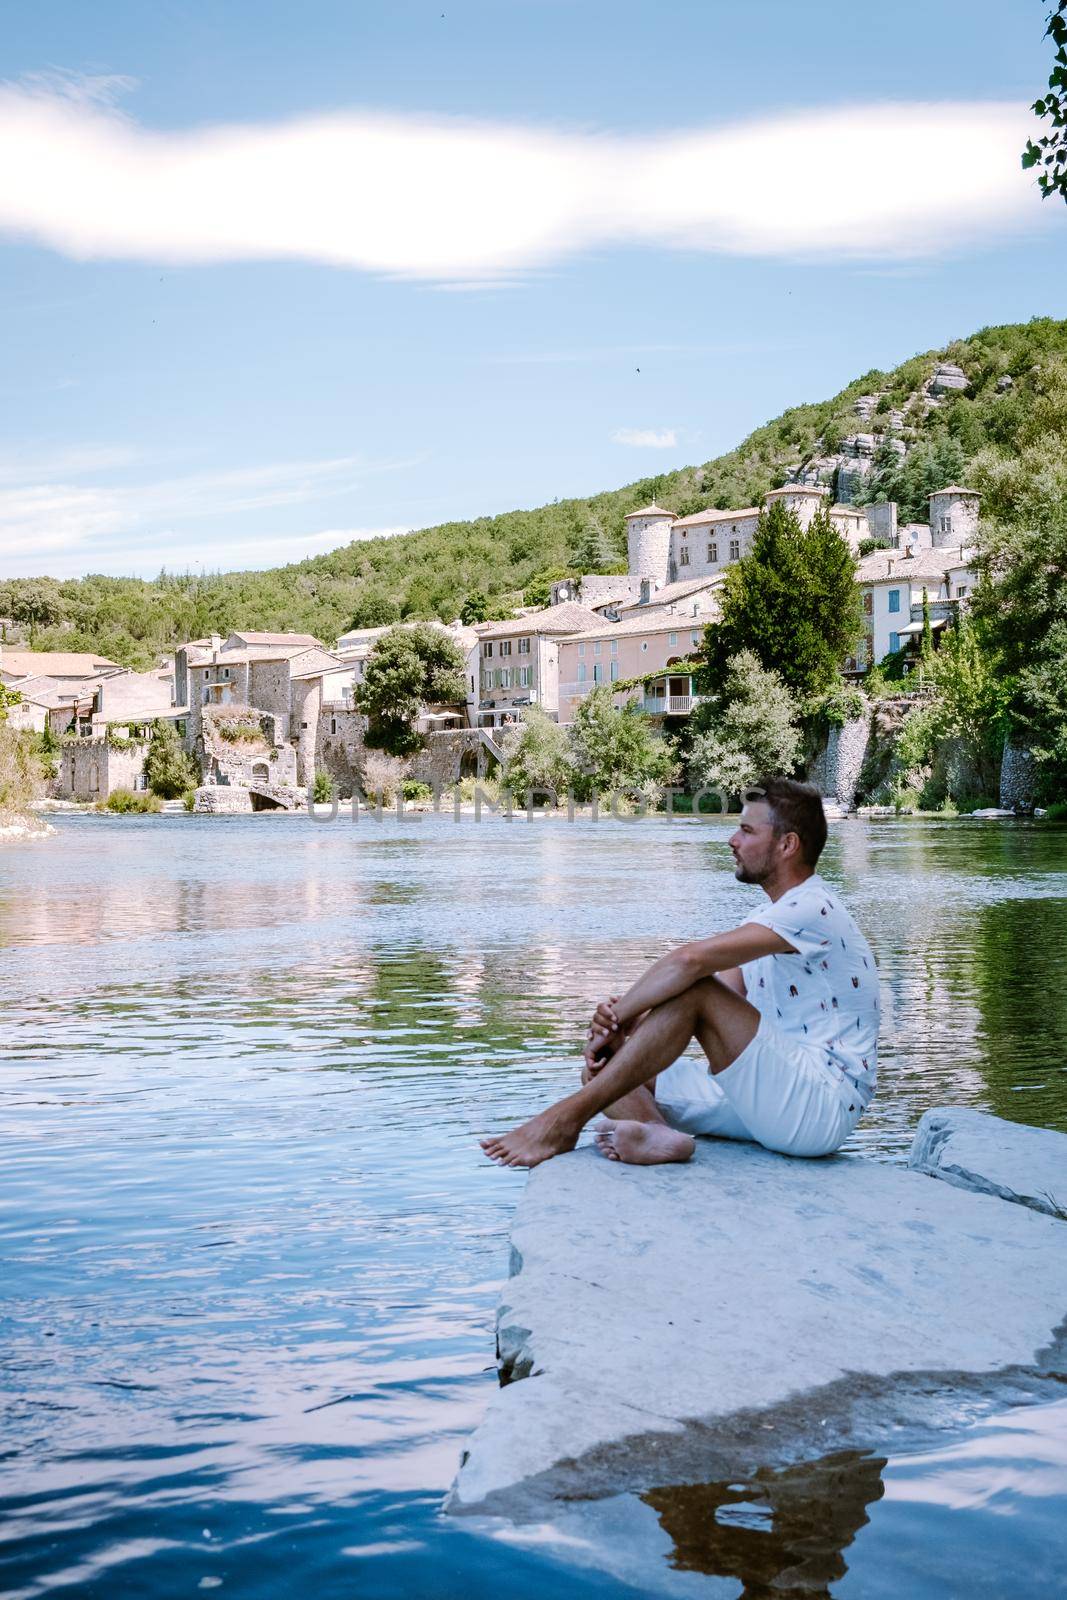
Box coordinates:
[746,775,827,866]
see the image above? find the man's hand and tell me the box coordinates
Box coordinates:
[583,996,622,1076]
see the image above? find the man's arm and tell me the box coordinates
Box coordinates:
[608,924,793,1030]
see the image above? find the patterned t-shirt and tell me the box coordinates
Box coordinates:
[740,873,880,1110]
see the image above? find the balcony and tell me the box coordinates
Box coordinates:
[643,674,698,717]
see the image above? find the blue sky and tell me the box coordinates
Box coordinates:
[0,0,1063,579]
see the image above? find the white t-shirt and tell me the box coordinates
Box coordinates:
[740,873,880,1110]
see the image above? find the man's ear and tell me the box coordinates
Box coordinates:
[780,829,802,861]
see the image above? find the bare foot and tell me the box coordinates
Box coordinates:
[481,1107,581,1168]
[594,1120,695,1166]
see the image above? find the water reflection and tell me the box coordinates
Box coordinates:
[2,814,1067,1599]
[643,1450,886,1596]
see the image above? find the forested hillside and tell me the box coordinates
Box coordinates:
[4,317,1066,670]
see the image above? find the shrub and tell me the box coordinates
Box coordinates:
[810,679,868,729]
[312,769,336,803]
[688,651,802,801]
[182,789,197,812]
[360,750,407,807]
[145,719,200,797]
[568,686,677,803]
[402,778,433,801]
[99,788,162,814]
[0,724,44,814]
[500,705,574,803]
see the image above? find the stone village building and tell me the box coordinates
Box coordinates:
[848,487,979,671]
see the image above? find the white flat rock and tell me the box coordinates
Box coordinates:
[448,1139,1067,1517]
[910,1107,1067,1219]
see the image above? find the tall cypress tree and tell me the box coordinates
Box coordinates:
[697,502,863,698]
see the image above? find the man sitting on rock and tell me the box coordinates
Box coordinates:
[482,776,879,1169]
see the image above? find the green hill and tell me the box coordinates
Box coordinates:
[5,316,1067,670]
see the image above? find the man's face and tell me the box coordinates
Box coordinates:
[728,800,780,884]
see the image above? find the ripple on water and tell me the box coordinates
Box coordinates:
[2,813,1066,1598]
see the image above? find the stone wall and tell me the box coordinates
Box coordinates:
[56,740,148,800]
[315,705,367,795]
[999,742,1038,811]
[247,659,292,734]
[807,703,871,809]
[290,677,321,786]
[200,711,297,788]
[408,730,500,787]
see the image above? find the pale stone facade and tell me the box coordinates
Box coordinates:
[474,602,602,726]
[58,739,149,801]
[929,486,980,549]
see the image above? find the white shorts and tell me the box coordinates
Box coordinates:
[654,1017,863,1159]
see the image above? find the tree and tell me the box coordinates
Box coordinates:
[349,588,400,630]
[355,625,466,756]
[919,588,935,673]
[926,616,1013,798]
[1023,2,1067,200]
[570,513,623,575]
[973,499,1067,797]
[144,719,200,798]
[688,651,802,800]
[698,502,862,699]
[567,686,676,801]
[499,706,574,801]
[0,577,66,641]
[460,591,489,624]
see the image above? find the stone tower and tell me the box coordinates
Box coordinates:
[762,484,830,530]
[928,486,980,550]
[624,504,674,584]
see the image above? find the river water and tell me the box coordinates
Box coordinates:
[2,811,1066,1598]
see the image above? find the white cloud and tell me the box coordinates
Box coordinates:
[0,80,1041,282]
[612,427,678,449]
[0,450,413,576]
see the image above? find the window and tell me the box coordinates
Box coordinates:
[301,721,308,730]
[593,640,601,656]
[578,662,587,683]
[518,637,530,654]
[888,589,901,614]
[729,540,740,560]
[500,639,512,656]
[707,542,718,563]
[593,662,603,684]
[500,668,512,688]
[176,720,186,737]
[669,632,677,646]
[610,638,618,655]
[484,642,494,658]
[578,642,586,657]
[862,591,873,615]
[641,641,648,652]
[691,632,700,648]
[330,717,337,734]
[955,584,968,598]
[679,547,690,567]
[609,659,619,682]
[889,632,900,654]
[519,665,531,687]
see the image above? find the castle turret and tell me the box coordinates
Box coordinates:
[624,504,674,585]
[928,486,980,550]
[762,484,830,530]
